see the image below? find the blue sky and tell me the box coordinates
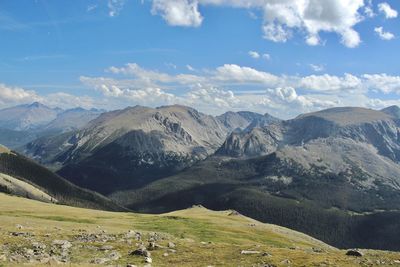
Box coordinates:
[0,0,399,118]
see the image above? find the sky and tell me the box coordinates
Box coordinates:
[0,0,400,118]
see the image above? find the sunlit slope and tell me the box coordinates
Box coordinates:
[0,193,399,266]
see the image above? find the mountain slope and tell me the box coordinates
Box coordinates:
[216,111,265,131]
[0,146,123,211]
[111,106,400,250]
[1,193,399,266]
[110,154,400,250]
[0,102,61,131]
[44,107,103,133]
[24,105,276,194]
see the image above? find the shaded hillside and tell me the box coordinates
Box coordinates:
[108,107,400,250]
[110,155,400,250]
[0,148,123,211]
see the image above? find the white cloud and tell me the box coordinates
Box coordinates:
[0,84,40,106]
[262,53,271,60]
[151,0,203,27]
[374,26,395,40]
[300,73,362,92]
[249,51,270,60]
[185,84,242,111]
[364,0,375,18]
[378,2,398,19]
[108,0,126,17]
[248,51,260,59]
[107,63,205,86]
[363,74,400,94]
[148,0,367,47]
[309,64,325,72]
[78,63,400,117]
[42,93,96,110]
[186,64,195,71]
[213,64,279,85]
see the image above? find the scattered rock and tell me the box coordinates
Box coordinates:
[163,253,169,257]
[148,242,158,250]
[262,252,272,257]
[108,251,121,260]
[130,246,151,257]
[16,224,24,229]
[52,240,72,250]
[281,259,291,265]
[167,242,176,248]
[91,258,110,264]
[144,256,152,263]
[32,242,46,250]
[312,247,324,253]
[99,245,114,251]
[0,254,6,261]
[346,249,363,257]
[10,232,30,237]
[228,210,241,216]
[127,265,138,267]
[241,250,260,255]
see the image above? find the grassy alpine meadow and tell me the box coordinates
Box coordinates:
[0,193,399,267]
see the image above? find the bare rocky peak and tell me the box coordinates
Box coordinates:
[295,107,391,126]
[80,104,228,152]
[0,102,61,131]
[45,108,104,132]
[216,111,265,131]
[381,105,400,119]
[219,106,400,162]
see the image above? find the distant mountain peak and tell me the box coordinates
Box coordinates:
[296,106,390,126]
[381,105,400,118]
[27,102,47,108]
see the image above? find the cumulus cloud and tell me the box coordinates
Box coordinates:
[300,73,362,92]
[42,93,97,110]
[0,84,40,106]
[374,27,395,40]
[248,51,260,59]
[77,63,400,117]
[363,74,400,94]
[213,64,279,85]
[249,50,270,60]
[148,0,367,47]
[185,84,243,112]
[378,2,398,19]
[151,0,203,27]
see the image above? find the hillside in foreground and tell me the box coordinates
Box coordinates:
[0,146,123,212]
[0,193,400,266]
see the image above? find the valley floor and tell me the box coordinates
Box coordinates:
[0,193,399,267]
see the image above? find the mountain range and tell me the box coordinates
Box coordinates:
[0,102,104,148]
[3,102,400,251]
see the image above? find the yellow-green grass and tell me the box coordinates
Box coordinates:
[0,145,10,154]
[0,193,399,266]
